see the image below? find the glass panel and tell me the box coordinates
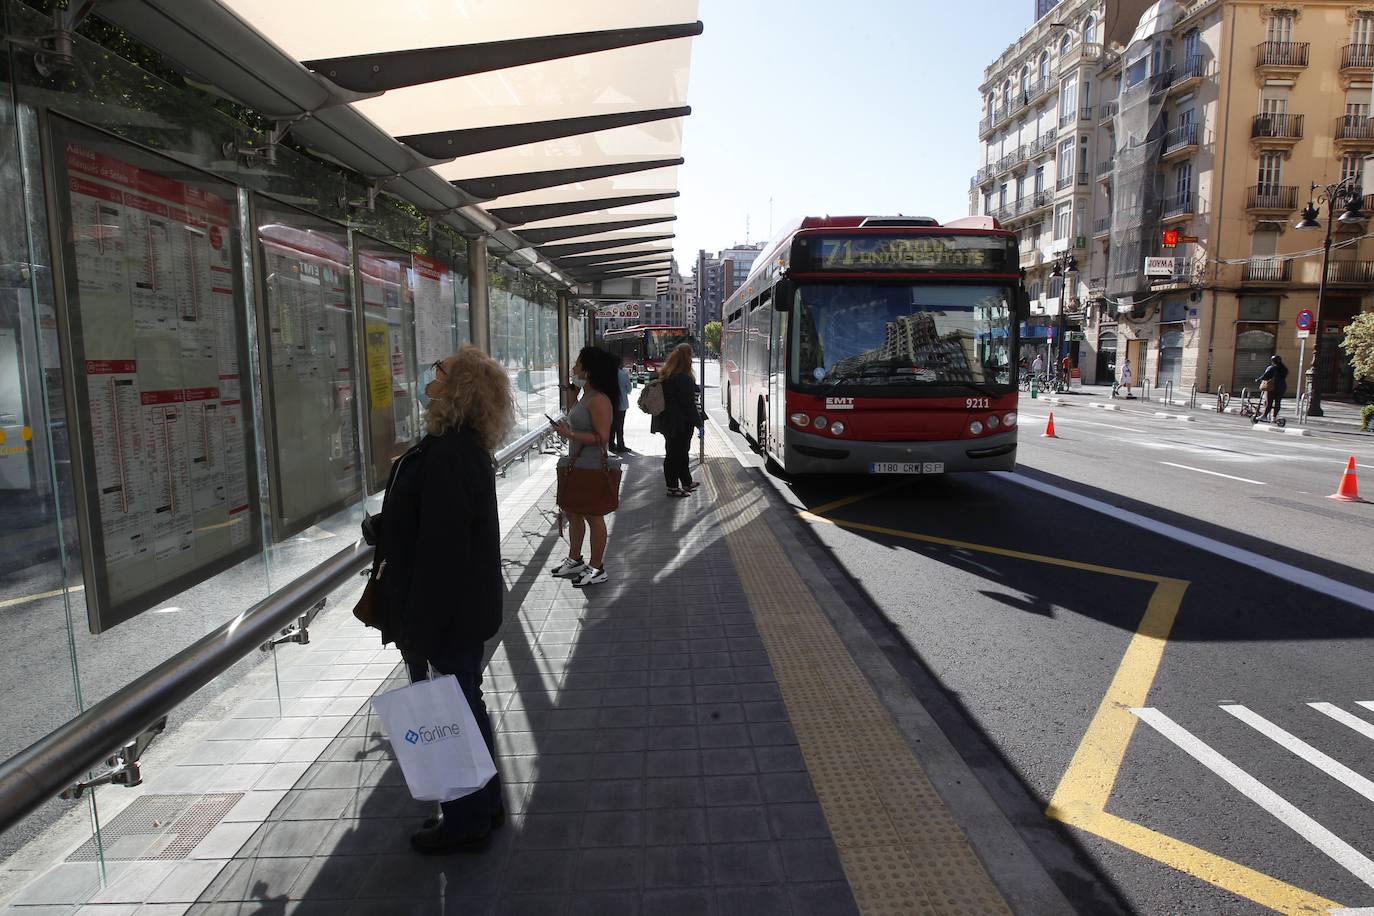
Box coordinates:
[355,234,420,492]
[253,197,363,535]
[1239,295,1281,321]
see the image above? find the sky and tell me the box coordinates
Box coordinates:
[674,0,1035,265]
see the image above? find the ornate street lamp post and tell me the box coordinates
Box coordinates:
[1049,251,1079,369]
[1293,177,1365,417]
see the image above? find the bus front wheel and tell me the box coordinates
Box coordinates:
[727,384,740,432]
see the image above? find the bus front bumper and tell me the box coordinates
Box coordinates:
[782,428,1018,474]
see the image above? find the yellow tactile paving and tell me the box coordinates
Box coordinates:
[703,449,1014,916]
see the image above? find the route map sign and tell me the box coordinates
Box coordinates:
[46,116,261,632]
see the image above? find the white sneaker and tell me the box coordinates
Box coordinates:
[551,557,587,578]
[571,566,607,588]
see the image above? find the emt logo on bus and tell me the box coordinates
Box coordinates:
[825,397,855,410]
[799,235,1012,272]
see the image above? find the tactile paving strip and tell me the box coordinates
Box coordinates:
[705,441,1013,916]
[66,793,243,861]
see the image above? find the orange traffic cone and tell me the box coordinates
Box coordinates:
[1329,456,1365,502]
[1043,412,1058,438]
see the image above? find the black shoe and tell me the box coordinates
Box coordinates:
[422,810,505,831]
[410,823,492,855]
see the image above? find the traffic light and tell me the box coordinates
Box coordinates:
[1162,229,1179,248]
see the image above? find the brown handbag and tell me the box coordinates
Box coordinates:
[556,439,622,516]
[353,573,383,628]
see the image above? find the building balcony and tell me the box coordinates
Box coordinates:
[1029,131,1058,158]
[1150,257,1197,286]
[1080,106,1093,122]
[1161,124,1199,161]
[1020,246,1041,269]
[1028,188,1055,214]
[1245,185,1298,214]
[1092,217,1112,238]
[1101,100,1119,121]
[1250,113,1303,149]
[1060,42,1103,74]
[1326,260,1374,284]
[1056,173,1073,191]
[1167,55,1206,95]
[1334,114,1374,149]
[1077,170,1090,187]
[1341,43,1374,74]
[1256,41,1309,76]
[1026,77,1051,104]
[1160,192,1196,223]
[1097,158,1114,181]
[1242,259,1291,283]
[979,115,995,138]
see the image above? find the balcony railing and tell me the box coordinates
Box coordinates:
[1060,42,1104,73]
[1101,100,1119,120]
[1170,54,1205,86]
[1163,123,1199,153]
[1030,131,1058,156]
[1026,77,1050,103]
[1162,192,1195,217]
[1030,189,1054,209]
[1242,259,1291,282]
[1251,113,1303,140]
[1342,44,1374,70]
[1077,170,1090,186]
[1097,158,1115,177]
[1256,41,1310,69]
[1335,114,1374,140]
[1056,173,1073,191]
[1326,260,1374,283]
[1093,217,1112,236]
[1080,106,1093,121]
[1246,185,1298,210]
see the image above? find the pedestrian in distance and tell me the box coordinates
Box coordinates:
[1257,354,1289,422]
[370,344,514,855]
[550,346,619,587]
[1119,357,1134,398]
[610,358,631,453]
[653,342,700,498]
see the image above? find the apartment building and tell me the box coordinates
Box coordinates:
[973,0,1374,396]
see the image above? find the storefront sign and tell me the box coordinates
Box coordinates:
[1144,257,1176,277]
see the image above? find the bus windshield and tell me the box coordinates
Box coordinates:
[794,283,1014,388]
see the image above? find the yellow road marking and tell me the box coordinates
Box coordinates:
[807,506,1345,914]
[805,479,915,517]
[0,584,83,610]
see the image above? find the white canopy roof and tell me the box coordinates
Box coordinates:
[101,0,700,287]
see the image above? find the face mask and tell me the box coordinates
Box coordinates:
[418,364,438,407]
[571,376,587,389]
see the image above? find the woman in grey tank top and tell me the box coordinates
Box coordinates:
[550,347,621,587]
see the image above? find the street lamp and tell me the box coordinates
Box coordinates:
[1292,176,1365,417]
[1049,251,1079,368]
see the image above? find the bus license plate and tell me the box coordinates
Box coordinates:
[870,462,944,474]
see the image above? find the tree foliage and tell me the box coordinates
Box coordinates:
[1341,312,1374,381]
[703,321,721,356]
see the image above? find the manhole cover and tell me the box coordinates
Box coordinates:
[66,793,244,862]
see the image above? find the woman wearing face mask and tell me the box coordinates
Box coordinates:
[370,344,515,854]
[549,346,618,587]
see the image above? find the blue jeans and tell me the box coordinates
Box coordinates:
[404,647,503,835]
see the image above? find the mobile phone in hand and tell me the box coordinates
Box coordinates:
[544,413,558,426]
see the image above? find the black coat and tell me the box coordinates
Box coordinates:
[371,425,502,654]
[651,373,698,437]
[1258,362,1289,397]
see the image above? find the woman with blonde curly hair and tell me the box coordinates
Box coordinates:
[370,344,514,855]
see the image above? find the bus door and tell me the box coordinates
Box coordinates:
[768,295,786,457]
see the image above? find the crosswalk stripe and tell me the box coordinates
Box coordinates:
[1310,704,1374,744]
[1222,705,1374,804]
[1132,707,1374,890]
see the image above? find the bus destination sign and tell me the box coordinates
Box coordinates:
[797,235,1014,272]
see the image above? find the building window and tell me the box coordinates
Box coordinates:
[1054,202,1072,240]
[1175,161,1193,199]
[984,192,994,215]
[1034,165,1045,193]
[1038,50,1050,84]
[1257,151,1283,191]
[1060,32,1072,56]
[1354,13,1374,47]
[1057,138,1074,184]
[1267,11,1295,44]
[999,183,1009,208]
[1020,66,1030,99]
[1183,28,1200,63]
[1341,154,1363,190]
[1060,73,1078,122]
[1082,15,1096,44]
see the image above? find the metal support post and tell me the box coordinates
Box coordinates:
[557,291,571,411]
[467,235,491,354]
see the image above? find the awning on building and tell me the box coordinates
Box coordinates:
[98,0,700,292]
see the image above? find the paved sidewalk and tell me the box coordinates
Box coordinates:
[0,409,1061,915]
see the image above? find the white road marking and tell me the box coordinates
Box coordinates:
[998,473,1374,612]
[1309,703,1374,743]
[1354,702,1374,719]
[1132,707,1374,890]
[1222,705,1374,802]
[1157,462,1267,485]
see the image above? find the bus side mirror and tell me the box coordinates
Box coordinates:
[773,279,793,311]
[1015,287,1031,321]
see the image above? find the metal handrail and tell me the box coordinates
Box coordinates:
[1141,377,1151,401]
[0,417,566,833]
[0,542,373,834]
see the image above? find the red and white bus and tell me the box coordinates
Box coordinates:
[721,216,1028,475]
[601,324,694,376]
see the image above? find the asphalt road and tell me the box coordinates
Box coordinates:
[706,370,1374,915]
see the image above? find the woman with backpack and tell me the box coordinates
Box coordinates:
[651,343,700,497]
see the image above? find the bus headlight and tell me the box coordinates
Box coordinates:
[830,422,845,436]
[969,420,984,436]
[1004,412,1018,427]
[986,415,1001,429]
[813,415,828,430]
[789,412,809,427]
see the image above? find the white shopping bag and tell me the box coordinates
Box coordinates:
[371,674,498,802]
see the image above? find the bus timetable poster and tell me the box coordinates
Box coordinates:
[48,117,260,632]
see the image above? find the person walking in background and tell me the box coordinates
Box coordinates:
[550,346,618,587]
[1119,357,1134,397]
[610,358,631,453]
[371,344,514,854]
[1257,354,1289,422]
[1031,353,1044,379]
[653,342,699,497]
